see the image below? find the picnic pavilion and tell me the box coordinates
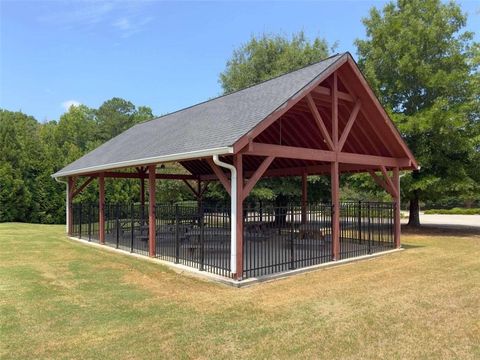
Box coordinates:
[53,53,418,281]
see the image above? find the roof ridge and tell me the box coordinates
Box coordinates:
[137,52,346,127]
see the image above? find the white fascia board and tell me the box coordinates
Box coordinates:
[52,146,234,178]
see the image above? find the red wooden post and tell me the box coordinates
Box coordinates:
[331,161,340,260]
[332,72,339,149]
[331,72,340,260]
[99,173,105,244]
[301,171,307,224]
[148,164,156,257]
[234,154,244,280]
[393,167,401,248]
[140,178,145,206]
[67,176,74,235]
[197,179,203,208]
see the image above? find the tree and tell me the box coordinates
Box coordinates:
[0,110,45,222]
[355,0,479,225]
[95,98,154,142]
[0,97,156,224]
[219,32,333,207]
[220,32,331,93]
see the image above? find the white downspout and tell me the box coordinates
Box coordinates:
[212,155,237,275]
[55,177,69,233]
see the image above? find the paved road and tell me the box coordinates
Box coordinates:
[401,213,480,231]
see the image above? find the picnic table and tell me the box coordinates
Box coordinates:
[297,223,327,244]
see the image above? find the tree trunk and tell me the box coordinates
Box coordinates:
[408,191,420,226]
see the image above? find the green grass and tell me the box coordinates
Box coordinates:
[424,207,480,215]
[1,223,479,359]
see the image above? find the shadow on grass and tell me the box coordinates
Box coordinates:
[402,224,480,238]
[400,243,424,249]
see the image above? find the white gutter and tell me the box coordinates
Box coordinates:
[52,146,234,178]
[212,155,237,276]
[55,177,69,233]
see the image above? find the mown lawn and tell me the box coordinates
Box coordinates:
[1,223,479,359]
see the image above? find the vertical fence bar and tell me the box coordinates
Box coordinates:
[130,203,134,253]
[367,203,372,254]
[78,203,83,239]
[175,204,180,264]
[200,203,205,271]
[358,201,362,246]
[115,203,120,248]
[289,205,295,270]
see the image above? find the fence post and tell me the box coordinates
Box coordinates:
[115,204,120,248]
[289,204,295,270]
[175,204,180,264]
[88,204,92,241]
[200,203,205,271]
[358,200,362,244]
[367,203,372,254]
[130,203,134,253]
[79,203,82,239]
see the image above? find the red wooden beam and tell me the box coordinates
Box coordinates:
[90,172,195,180]
[99,173,105,244]
[380,166,398,198]
[182,179,199,198]
[148,165,156,257]
[242,156,274,200]
[245,142,336,162]
[206,158,231,195]
[332,72,339,149]
[368,170,396,197]
[306,94,334,150]
[199,181,209,197]
[336,73,384,155]
[337,66,394,156]
[312,85,355,102]
[338,100,361,151]
[245,142,408,167]
[331,73,340,261]
[338,152,410,168]
[71,176,94,199]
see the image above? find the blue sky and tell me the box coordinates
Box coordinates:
[1,1,479,122]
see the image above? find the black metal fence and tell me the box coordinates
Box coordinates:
[243,203,332,278]
[71,201,395,279]
[339,201,395,259]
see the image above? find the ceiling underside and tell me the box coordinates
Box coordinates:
[179,69,411,179]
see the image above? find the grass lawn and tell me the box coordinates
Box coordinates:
[1,223,479,359]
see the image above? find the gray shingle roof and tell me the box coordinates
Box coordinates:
[53,53,346,177]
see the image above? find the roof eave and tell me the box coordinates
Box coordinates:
[52,146,234,179]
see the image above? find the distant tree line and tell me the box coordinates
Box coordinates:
[1,0,478,225]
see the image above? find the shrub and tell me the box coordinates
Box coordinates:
[424,208,480,215]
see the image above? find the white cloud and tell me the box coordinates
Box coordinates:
[113,17,132,31]
[38,2,115,27]
[113,16,153,38]
[38,2,154,38]
[62,100,82,111]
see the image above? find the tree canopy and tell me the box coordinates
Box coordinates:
[220,32,332,93]
[1,4,478,225]
[0,100,156,223]
[355,0,479,225]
